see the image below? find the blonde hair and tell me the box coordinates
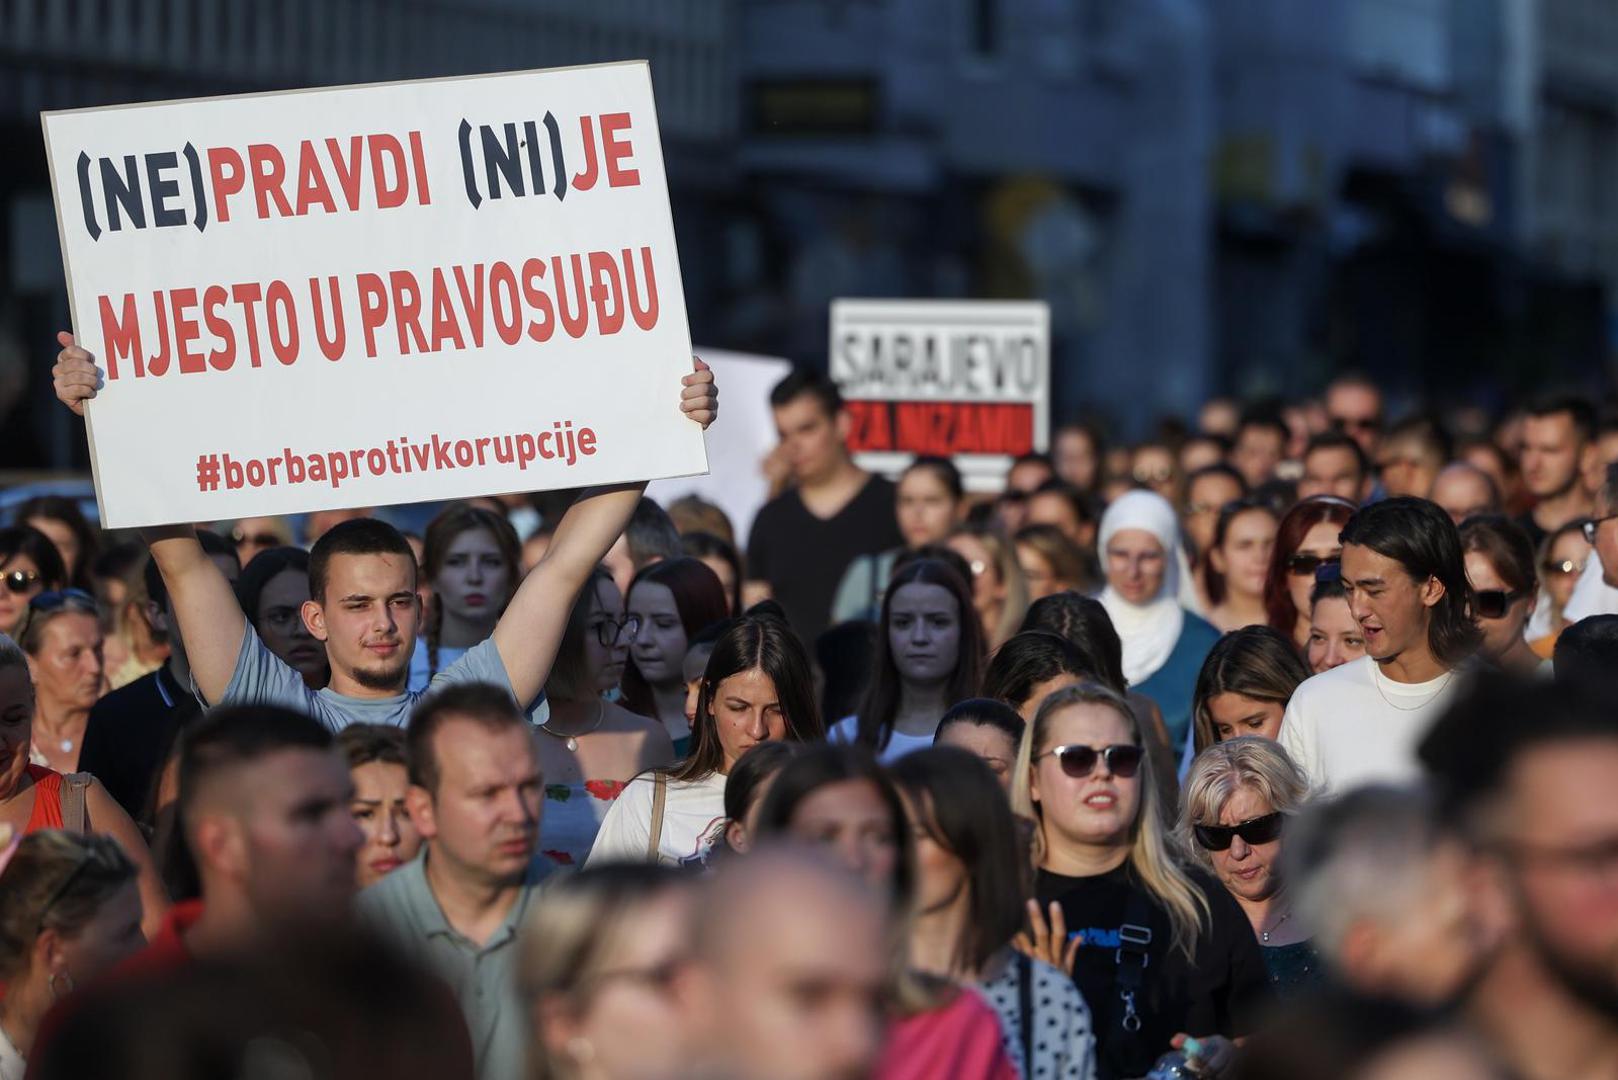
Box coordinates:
[1177,737,1311,873]
[949,524,1030,648]
[516,865,689,1080]
[1010,682,1209,960]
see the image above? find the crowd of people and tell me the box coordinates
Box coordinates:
[0,338,1613,1080]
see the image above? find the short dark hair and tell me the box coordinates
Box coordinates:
[1303,430,1370,478]
[171,705,334,899]
[935,697,1026,747]
[1383,414,1452,465]
[308,517,416,603]
[902,455,965,501]
[1554,615,1618,687]
[982,630,1097,711]
[14,495,99,584]
[1310,573,1348,608]
[769,367,842,418]
[889,747,1028,971]
[336,723,408,772]
[1419,673,1617,826]
[1029,480,1096,525]
[1527,393,1598,444]
[626,497,683,568]
[1236,406,1288,444]
[406,682,525,794]
[145,528,238,612]
[1339,497,1480,667]
[1185,463,1247,502]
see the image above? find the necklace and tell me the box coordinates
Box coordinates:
[540,699,605,752]
[1259,907,1292,944]
[1371,665,1452,713]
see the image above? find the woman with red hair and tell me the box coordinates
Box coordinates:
[1263,497,1357,652]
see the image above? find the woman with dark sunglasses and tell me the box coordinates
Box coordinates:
[0,528,66,641]
[1459,516,1546,676]
[538,568,675,867]
[1179,737,1319,998]
[1011,683,1269,1079]
[1264,497,1357,652]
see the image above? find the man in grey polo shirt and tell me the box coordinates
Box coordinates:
[358,683,553,1080]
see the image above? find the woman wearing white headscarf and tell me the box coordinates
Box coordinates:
[1098,490,1223,766]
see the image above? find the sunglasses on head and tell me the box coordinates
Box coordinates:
[1474,589,1528,620]
[1,570,41,595]
[1542,558,1585,578]
[1037,743,1143,779]
[1286,553,1340,578]
[1193,811,1284,851]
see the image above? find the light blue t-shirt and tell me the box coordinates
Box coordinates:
[212,621,522,731]
[408,638,469,692]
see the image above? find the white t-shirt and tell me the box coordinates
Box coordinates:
[585,771,728,868]
[828,715,936,764]
[1279,655,1460,792]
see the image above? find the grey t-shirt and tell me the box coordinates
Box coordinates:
[210,621,532,731]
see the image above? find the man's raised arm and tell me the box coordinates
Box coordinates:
[492,357,717,705]
[54,333,247,703]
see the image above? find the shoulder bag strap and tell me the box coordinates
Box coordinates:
[1018,951,1035,1077]
[646,772,668,862]
[61,773,93,834]
[1112,887,1156,1061]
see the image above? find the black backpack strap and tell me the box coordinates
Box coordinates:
[1113,888,1156,1060]
[1018,951,1035,1076]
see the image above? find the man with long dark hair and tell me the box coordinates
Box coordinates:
[1280,498,1480,790]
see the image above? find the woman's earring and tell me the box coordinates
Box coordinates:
[48,969,75,1000]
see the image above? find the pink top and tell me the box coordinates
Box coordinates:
[875,988,1019,1080]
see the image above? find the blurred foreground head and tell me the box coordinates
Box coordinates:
[677,846,891,1080]
[31,928,475,1080]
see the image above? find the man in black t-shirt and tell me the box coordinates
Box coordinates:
[744,369,902,647]
[80,529,241,821]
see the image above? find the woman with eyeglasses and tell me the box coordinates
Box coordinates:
[831,558,985,763]
[536,569,675,867]
[1527,519,1593,658]
[1264,496,1357,652]
[0,830,146,1080]
[1012,683,1269,1080]
[1096,491,1222,759]
[621,558,730,757]
[518,863,697,1080]
[588,612,821,867]
[1201,500,1279,633]
[412,504,525,690]
[834,457,968,625]
[1178,737,1319,998]
[0,635,168,941]
[1191,627,1310,755]
[226,516,294,569]
[944,524,1030,650]
[0,528,66,641]
[1458,516,1545,675]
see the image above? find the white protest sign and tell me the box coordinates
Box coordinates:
[646,348,792,543]
[42,61,706,528]
[829,299,1049,492]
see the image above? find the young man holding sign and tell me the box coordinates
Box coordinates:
[52,333,717,728]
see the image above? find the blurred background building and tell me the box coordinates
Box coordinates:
[1,0,1614,467]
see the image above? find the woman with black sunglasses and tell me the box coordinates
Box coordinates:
[1011,683,1269,1079]
[1459,516,1546,676]
[538,568,676,867]
[0,528,66,641]
[1179,737,1319,998]
[1263,497,1357,653]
